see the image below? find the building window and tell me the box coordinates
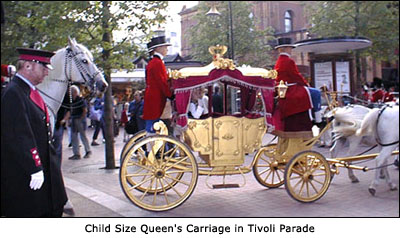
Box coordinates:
[284,11,293,33]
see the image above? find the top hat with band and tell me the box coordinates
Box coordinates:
[275,37,296,49]
[16,48,55,70]
[147,36,172,52]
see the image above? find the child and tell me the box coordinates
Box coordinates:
[121,102,129,142]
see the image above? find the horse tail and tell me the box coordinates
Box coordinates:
[356,108,380,137]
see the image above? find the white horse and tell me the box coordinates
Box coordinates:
[356,105,399,195]
[36,37,107,133]
[330,105,376,183]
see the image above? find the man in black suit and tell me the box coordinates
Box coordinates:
[1,48,67,217]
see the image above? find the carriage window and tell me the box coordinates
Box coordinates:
[227,85,241,115]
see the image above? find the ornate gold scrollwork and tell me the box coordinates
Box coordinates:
[188,121,197,130]
[209,45,236,70]
[169,69,183,80]
[222,133,234,140]
[266,69,278,79]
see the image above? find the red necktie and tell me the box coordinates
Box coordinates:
[30,89,49,123]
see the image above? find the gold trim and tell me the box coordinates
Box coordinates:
[168,45,278,79]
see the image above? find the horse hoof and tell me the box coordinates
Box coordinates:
[350,177,359,183]
[390,185,398,191]
[368,188,376,196]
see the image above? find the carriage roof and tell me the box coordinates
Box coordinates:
[170,45,277,92]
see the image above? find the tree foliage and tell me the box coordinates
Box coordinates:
[188,1,275,68]
[1,1,168,70]
[1,1,168,168]
[304,1,399,62]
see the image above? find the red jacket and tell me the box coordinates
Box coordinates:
[371,89,384,103]
[274,54,312,118]
[383,91,394,102]
[142,55,173,120]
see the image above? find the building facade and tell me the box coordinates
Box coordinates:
[179,1,398,96]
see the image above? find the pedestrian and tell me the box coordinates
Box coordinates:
[371,77,385,103]
[129,90,145,132]
[91,92,104,146]
[142,36,174,135]
[68,85,91,160]
[52,91,75,216]
[273,37,313,139]
[121,102,129,142]
[1,48,67,217]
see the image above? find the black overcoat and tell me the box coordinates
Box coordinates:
[1,76,67,217]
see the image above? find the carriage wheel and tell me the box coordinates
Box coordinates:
[120,130,146,162]
[284,150,331,203]
[120,135,198,211]
[121,131,184,194]
[253,144,285,188]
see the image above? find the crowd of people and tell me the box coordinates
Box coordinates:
[360,77,397,105]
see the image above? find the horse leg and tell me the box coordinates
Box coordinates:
[369,146,397,195]
[347,136,361,183]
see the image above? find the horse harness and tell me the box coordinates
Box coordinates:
[37,47,101,124]
[375,105,399,147]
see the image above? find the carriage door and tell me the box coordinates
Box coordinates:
[212,86,244,166]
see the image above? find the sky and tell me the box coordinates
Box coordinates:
[163,1,198,36]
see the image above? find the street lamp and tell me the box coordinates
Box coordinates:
[206,1,235,61]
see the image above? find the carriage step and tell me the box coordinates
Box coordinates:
[212,184,240,189]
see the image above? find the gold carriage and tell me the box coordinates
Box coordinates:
[119,45,399,211]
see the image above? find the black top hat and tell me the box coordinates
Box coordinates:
[275,38,295,49]
[17,48,55,69]
[147,36,172,52]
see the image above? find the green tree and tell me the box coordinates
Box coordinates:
[304,1,399,87]
[1,1,168,169]
[187,1,275,68]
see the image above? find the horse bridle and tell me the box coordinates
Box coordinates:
[38,47,102,119]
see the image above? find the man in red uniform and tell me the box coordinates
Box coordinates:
[371,77,385,103]
[142,36,173,134]
[273,38,313,138]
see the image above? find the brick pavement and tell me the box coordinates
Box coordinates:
[61,127,399,217]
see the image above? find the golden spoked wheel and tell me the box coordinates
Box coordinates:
[284,150,331,203]
[120,130,146,162]
[120,135,198,211]
[253,144,285,188]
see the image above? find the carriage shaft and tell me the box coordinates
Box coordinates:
[327,150,399,163]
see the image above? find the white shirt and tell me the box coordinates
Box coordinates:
[153,52,164,60]
[279,52,291,58]
[189,100,204,119]
[16,73,36,90]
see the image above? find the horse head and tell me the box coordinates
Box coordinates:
[66,37,108,94]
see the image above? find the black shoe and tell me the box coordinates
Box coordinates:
[91,141,100,146]
[68,155,81,160]
[83,151,92,159]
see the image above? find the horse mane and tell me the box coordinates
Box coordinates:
[356,108,380,137]
[332,105,371,137]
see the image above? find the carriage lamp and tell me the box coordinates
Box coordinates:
[277,80,288,99]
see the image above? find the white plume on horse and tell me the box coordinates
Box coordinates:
[36,37,108,134]
[331,105,371,138]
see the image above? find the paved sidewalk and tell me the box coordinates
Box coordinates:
[61,127,399,217]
